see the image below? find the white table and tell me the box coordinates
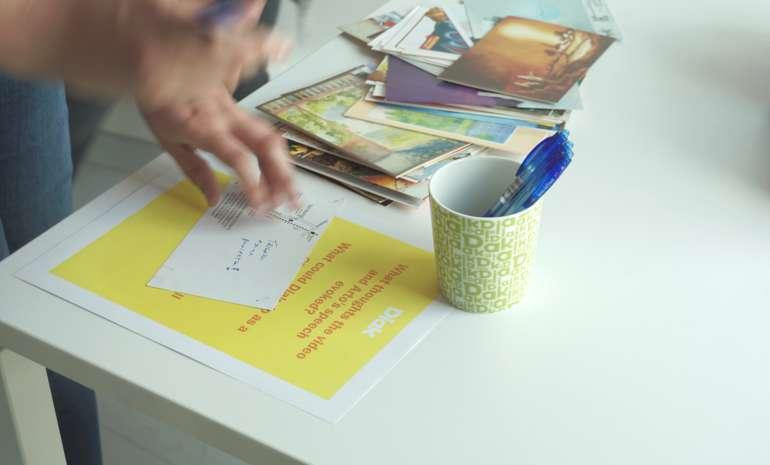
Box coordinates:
[2,1,770,464]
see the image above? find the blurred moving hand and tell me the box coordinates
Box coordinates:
[0,0,297,209]
[141,82,297,211]
[137,0,297,210]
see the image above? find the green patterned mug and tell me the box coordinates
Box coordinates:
[429,156,542,313]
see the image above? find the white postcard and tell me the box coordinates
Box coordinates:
[368,6,421,49]
[381,5,474,62]
[148,181,341,309]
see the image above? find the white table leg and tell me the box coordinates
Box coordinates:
[0,348,66,465]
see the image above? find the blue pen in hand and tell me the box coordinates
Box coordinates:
[198,0,245,27]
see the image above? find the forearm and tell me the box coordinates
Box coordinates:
[0,0,135,94]
[1,0,286,111]
[0,0,72,76]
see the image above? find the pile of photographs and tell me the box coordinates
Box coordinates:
[260,0,621,207]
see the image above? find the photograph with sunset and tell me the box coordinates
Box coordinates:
[440,16,615,103]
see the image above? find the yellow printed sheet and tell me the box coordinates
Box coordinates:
[19,175,445,421]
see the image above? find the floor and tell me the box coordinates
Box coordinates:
[72,1,386,464]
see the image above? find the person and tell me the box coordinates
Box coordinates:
[0,1,296,464]
[67,0,283,171]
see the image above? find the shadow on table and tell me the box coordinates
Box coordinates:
[654,26,770,193]
[657,27,769,103]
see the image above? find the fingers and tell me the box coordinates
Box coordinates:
[165,142,221,206]
[136,0,291,107]
[235,0,267,31]
[145,90,297,213]
[237,29,293,78]
[197,131,273,212]
[232,111,298,207]
[256,29,294,62]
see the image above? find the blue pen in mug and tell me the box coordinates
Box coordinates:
[485,131,573,217]
[429,156,544,313]
[484,133,560,216]
[429,132,574,312]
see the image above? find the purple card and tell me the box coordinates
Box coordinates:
[384,57,501,107]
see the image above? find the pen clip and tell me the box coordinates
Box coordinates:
[501,132,573,215]
[521,148,572,210]
[518,130,569,177]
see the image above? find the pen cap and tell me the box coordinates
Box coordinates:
[517,130,570,178]
[522,146,572,210]
[501,131,573,215]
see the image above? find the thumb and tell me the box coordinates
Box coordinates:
[166,142,221,206]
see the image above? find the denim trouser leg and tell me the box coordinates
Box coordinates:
[66,94,112,173]
[46,371,103,465]
[0,74,103,465]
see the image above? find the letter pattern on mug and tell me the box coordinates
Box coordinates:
[431,202,542,312]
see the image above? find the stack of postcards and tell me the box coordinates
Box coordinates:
[259,0,621,207]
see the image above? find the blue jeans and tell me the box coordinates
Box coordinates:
[1,74,102,465]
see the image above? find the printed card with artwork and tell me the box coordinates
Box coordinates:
[379,5,474,62]
[463,0,622,40]
[338,9,409,43]
[259,67,470,178]
[439,16,615,103]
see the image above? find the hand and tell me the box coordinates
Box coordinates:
[126,0,297,212]
[50,0,292,106]
[128,0,295,110]
[141,86,298,211]
[3,0,291,103]
[2,0,298,210]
